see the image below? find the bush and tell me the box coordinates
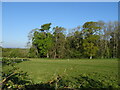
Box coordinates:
[24,73,120,89]
[2,58,32,89]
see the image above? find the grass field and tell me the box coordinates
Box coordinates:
[6,58,117,84]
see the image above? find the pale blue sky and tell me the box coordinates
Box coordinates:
[0,2,2,46]
[2,2,118,48]
[2,0,120,2]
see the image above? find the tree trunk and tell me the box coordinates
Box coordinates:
[47,52,49,58]
[90,56,92,59]
[54,51,56,59]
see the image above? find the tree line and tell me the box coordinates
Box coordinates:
[2,48,28,58]
[27,21,120,59]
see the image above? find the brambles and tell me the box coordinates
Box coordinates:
[48,73,119,89]
[2,58,32,89]
[24,73,120,89]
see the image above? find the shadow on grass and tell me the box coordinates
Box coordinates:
[2,58,30,66]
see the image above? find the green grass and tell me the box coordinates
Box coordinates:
[7,58,117,84]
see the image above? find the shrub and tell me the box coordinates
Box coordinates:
[25,73,120,89]
[2,58,32,89]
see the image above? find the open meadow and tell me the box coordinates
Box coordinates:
[8,58,118,83]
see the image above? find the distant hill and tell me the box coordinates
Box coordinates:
[2,48,29,58]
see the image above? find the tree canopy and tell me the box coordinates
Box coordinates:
[28,21,120,59]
